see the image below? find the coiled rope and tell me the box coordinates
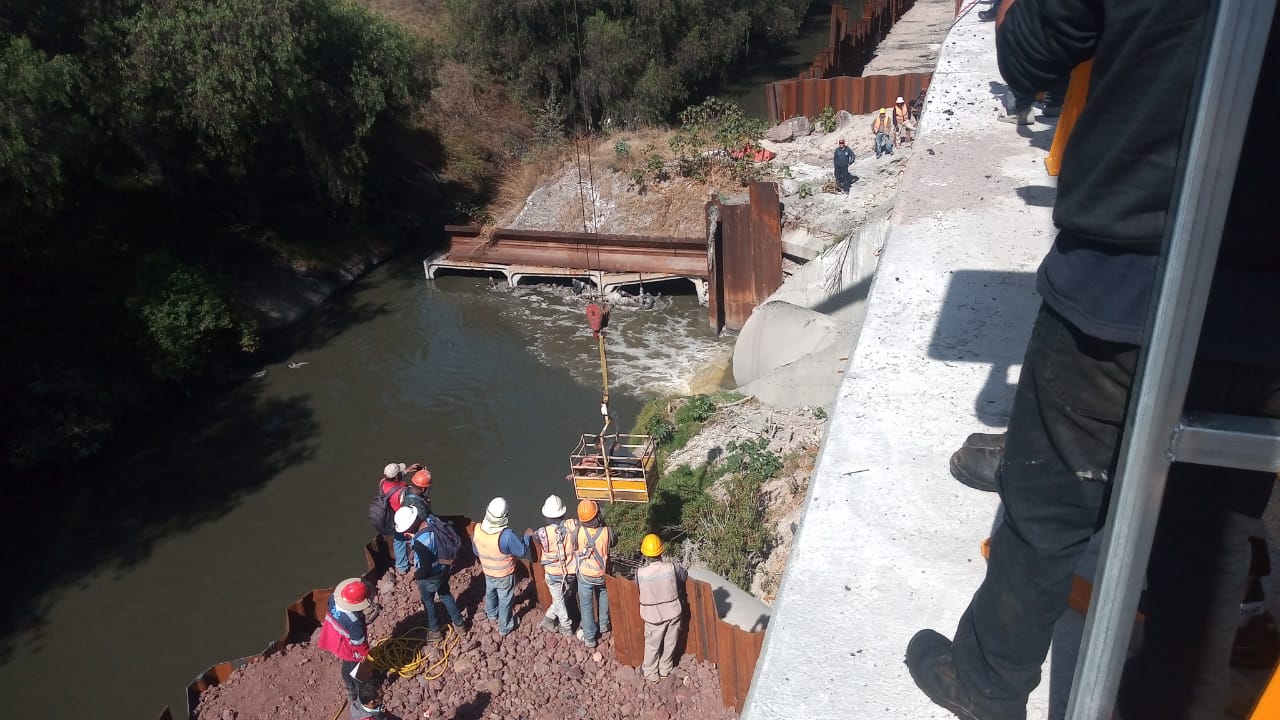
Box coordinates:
[367,624,461,680]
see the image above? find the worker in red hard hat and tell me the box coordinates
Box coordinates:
[316,578,384,719]
[378,461,425,574]
[574,500,617,648]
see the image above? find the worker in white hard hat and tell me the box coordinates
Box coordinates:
[529,494,580,635]
[377,461,423,574]
[893,95,915,145]
[472,497,530,636]
[395,505,465,642]
[636,534,687,682]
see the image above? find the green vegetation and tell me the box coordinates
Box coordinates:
[444,0,812,127]
[1,0,435,478]
[608,392,777,588]
[816,105,837,133]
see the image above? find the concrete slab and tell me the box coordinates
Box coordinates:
[742,9,1070,720]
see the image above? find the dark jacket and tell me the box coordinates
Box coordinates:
[998,0,1279,368]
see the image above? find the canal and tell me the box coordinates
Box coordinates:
[0,251,729,719]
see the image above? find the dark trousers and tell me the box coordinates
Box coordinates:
[835,164,853,192]
[1012,78,1070,112]
[417,571,465,631]
[951,304,1279,720]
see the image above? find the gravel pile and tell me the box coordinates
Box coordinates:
[194,565,737,720]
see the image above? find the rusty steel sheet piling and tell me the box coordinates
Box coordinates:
[706,183,784,333]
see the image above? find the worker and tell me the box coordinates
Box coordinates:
[395,506,466,642]
[471,497,529,636]
[871,109,894,158]
[378,462,423,574]
[574,499,617,648]
[832,138,855,193]
[530,494,579,635]
[408,468,432,501]
[906,1,1280,719]
[316,578,384,720]
[636,534,688,682]
[893,96,915,145]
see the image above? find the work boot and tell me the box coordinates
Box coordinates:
[1041,105,1062,118]
[559,623,574,636]
[949,432,1005,493]
[450,622,467,637]
[1232,611,1280,669]
[977,6,997,21]
[539,616,557,633]
[426,627,444,642]
[905,630,990,720]
[999,108,1033,125]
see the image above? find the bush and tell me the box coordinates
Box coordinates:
[614,140,630,157]
[816,105,837,133]
[675,394,716,424]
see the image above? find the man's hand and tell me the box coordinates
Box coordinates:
[994,0,1017,29]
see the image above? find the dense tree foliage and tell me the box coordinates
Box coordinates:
[0,0,434,477]
[445,0,812,126]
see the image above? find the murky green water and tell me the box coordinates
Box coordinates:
[0,253,728,719]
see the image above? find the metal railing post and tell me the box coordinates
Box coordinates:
[1063,0,1277,718]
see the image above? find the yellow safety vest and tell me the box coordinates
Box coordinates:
[474,527,514,578]
[576,525,611,579]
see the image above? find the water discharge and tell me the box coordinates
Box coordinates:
[0,253,728,719]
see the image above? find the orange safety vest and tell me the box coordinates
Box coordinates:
[894,104,909,125]
[575,525,611,579]
[474,527,515,578]
[873,113,890,134]
[539,519,579,576]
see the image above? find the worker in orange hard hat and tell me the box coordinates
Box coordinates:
[529,494,580,636]
[316,578,384,719]
[574,500,617,648]
[636,534,688,681]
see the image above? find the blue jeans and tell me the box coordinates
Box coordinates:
[484,574,515,634]
[392,536,411,573]
[948,304,1279,719]
[577,576,609,641]
[416,572,464,631]
[874,132,893,157]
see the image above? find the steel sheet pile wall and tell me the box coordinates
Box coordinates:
[767,72,933,122]
[706,182,783,332]
[764,0,932,121]
[443,225,707,278]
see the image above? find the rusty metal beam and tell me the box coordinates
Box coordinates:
[442,226,708,278]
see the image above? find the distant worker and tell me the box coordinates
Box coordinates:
[575,500,617,648]
[636,534,688,682]
[316,578,384,720]
[531,494,579,635]
[395,505,466,641]
[472,497,529,637]
[893,96,915,145]
[832,139,856,193]
[872,108,894,158]
[375,462,423,574]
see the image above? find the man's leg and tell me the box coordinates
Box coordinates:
[495,574,515,635]
[1118,364,1280,720]
[392,536,410,574]
[643,621,662,680]
[659,617,682,676]
[340,659,361,702]
[1000,92,1035,125]
[437,576,466,629]
[1042,78,1070,117]
[417,577,441,631]
[483,575,499,623]
[578,580,598,645]
[598,581,610,633]
[909,304,1136,719]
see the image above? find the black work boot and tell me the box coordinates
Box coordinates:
[949,432,1006,493]
[977,6,998,21]
[906,630,989,720]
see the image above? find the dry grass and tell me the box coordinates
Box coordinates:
[359,0,447,42]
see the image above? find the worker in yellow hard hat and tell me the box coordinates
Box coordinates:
[872,108,894,158]
[636,534,688,681]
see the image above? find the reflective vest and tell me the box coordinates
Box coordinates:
[636,560,682,623]
[894,104,909,125]
[872,113,890,133]
[539,520,578,576]
[576,525,610,579]
[316,600,369,661]
[474,527,515,578]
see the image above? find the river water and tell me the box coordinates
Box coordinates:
[0,253,729,719]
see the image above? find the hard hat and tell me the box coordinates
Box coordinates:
[393,505,420,533]
[577,499,599,523]
[896,96,905,104]
[641,534,664,558]
[383,462,405,479]
[542,494,567,519]
[486,497,508,520]
[410,469,432,488]
[334,578,372,612]
[879,107,887,114]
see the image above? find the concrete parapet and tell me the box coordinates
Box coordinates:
[742,8,1073,720]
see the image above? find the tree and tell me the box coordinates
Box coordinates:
[0,35,82,211]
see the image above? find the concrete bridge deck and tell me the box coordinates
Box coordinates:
[742,8,1078,719]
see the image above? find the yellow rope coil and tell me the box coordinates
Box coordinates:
[367,625,460,681]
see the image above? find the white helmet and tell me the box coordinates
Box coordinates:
[383,462,405,480]
[541,494,567,519]
[393,505,420,533]
[486,497,508,522]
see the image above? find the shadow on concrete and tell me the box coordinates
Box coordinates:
[928,270,1041,427]
[811,275,874,317]
[1015,185,1058,207]
[712,586,770,633]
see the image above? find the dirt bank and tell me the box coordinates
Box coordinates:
[194,565,735,720]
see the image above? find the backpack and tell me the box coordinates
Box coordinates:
[368,485,403,536]
[413,514,462,572]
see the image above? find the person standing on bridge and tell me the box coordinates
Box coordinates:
[833,138,856,193]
